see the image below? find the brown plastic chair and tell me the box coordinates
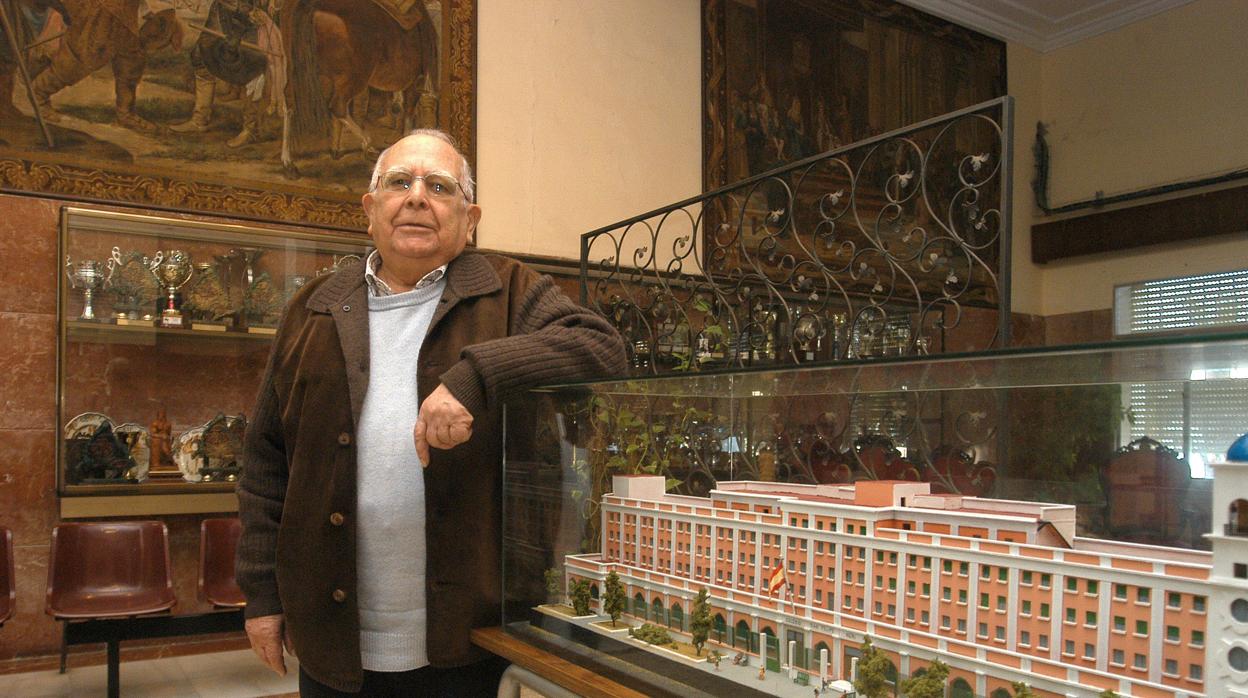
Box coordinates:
[46,521,176,619]
[1,526,14,627]
[199,518,246,608]
[46,521,177,673]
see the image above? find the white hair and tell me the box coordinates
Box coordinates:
[367,128,476,203]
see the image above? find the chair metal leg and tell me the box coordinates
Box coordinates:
[106,639,120,698]
[59,621,67,673]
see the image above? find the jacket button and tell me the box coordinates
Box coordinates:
[338,432,351,446]
[332,589,347,603]
[329,512,345,526]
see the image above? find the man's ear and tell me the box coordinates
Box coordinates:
[467,203,482,243]
[361,192,378,239]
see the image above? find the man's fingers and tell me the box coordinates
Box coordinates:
[245,615,287,677]
[413,418,430,465]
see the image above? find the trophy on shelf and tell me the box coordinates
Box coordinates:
[151,250,193,328]
[64,256,107,321]
[183,262,234,331]
[105,247,161,324]
[147,407,180,478]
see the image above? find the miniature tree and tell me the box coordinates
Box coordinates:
[690,588,712,656]
[604,570,626,627]
[1097,691,1119,698]
[853,637,893,698]
[1012,681,1038,697]
[571,578,592,616]
[899,659,949,698]
[543,568,562,605]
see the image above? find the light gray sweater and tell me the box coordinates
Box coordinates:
[355,280,444,672]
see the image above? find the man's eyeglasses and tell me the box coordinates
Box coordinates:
[375,169,465,200]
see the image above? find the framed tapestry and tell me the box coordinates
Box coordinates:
[701,0,1006,191]
[0,0,476,231]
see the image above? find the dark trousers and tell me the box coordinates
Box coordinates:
[299,656,509,698]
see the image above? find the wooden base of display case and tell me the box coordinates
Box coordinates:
[471,626,648,698]
[60,491,238,518]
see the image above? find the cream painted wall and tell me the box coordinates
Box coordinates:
[1005,43,1043,316]
[1017,0,1248,315]
[475,0,702,259]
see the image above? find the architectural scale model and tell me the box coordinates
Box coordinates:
[562,466,1248,697]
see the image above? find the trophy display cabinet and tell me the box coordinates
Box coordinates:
[56,207,369,517]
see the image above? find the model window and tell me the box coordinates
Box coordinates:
[1019,630,1030,646]
[800,539,806,551]
[1138,587,1151,604]
[1190,664,1203,680]
[1194,595,1207,612]
[921,611,929,624]
[1065,608,1076,623]
[998,567,1008,582]
[941,615,951,629]
[1085,611,1097,626]
[874,601,882,614]
[1192,629,1205,646]
[922,583,931,597]
[816,589,823,603]
[1087,580,1098,595]
[959,562,968,576]
[957,619,966,633]
[1167,592,1181,608]
[908,554,917,568]
[1133,653,1147,669]
[889,552,897,564]
[1039,603,1050,619]
[1064,640,1075,656]
[1167,625,1180,642]
[1135,620,1149,635]
[1113,615,1125,631]
[907,581,916,595]
[906,608,915,621]
[800,562,806,573]
[942,587,952,601]
[1021,571,1033,585]
[857,548,865,560]
[1112,649,1125,665]
[876,551,884,563]
[996,626,1006,642]
[977,622,988,638]
[1021,600,1031,615]
[979,593,990,609]
[1040,573,1051,588]
[943,560,953,573]
[923,556,932,570]
[981,566,991,580]
[857,572,864,585]
[958,590,967,604]
[856,597,864,611]
[1084,644,1095,659]
[996,596,1007,612]
[1066,577,1078,592]
[1038,634,1049,650]
[1114,583,1127,599]
[845,570,853,583]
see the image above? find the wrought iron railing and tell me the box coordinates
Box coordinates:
[581,97,1014,374]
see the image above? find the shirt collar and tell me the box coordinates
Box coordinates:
[364,249,447,297]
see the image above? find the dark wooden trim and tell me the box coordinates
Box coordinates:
[471,626,649,698]
[1031,183,1248,263]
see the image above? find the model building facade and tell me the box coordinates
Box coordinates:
[564,473,1248,697]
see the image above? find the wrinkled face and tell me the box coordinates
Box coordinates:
[361,135,481,273]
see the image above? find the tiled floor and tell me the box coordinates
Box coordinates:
[5,649,300,698]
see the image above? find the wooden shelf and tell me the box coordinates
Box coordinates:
[66,320,275,346]
[60,491,238,518]
[471,627,648,698]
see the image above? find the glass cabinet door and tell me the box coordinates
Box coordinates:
[57,207,369,515]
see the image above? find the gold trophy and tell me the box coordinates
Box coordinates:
[152,250,193,328]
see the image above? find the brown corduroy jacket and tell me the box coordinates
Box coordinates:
[235,251,626,691]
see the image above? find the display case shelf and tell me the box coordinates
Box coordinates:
[56,207,370,511]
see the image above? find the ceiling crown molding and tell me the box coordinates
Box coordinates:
[897,0,1194,52]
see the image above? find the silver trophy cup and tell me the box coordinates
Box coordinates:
[65,257,106,321]
[152,250,194,327]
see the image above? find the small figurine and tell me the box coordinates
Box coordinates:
[150,407,174,472]
[758,665,765,681]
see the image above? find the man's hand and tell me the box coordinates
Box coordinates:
[245,613,293,676]
[412,384,473,465]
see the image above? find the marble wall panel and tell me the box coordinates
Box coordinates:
[0,196,58,316]
[1045,308,1113,346]
[0,313,56,431]
[1,542,58,660]
[0,429,58,547]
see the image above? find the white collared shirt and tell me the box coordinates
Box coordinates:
[363,249,447,298]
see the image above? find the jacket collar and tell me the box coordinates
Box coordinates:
[305,251,502,314]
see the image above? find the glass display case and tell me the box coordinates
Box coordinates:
[57,207,369,516]
[502,333,1248,697]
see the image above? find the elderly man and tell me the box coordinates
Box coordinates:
[236,129,627,696]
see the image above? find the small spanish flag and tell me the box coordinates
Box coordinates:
[767,562,786,595]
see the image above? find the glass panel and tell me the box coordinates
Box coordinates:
[58,208,369,500]
[503,332,1244,695]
